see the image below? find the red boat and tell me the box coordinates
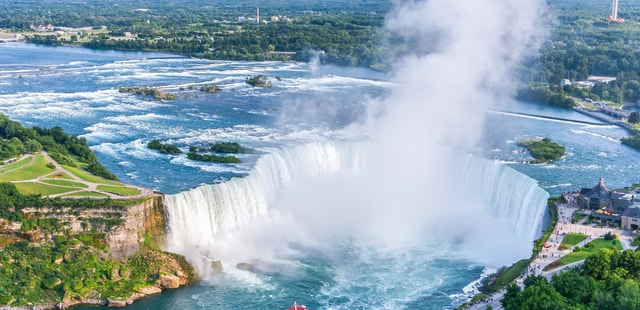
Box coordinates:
[288,301,308,310]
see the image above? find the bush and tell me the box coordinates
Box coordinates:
[604,232,616,241]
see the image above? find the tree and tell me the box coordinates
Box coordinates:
[629,112,640,124]
[502,276,576,310]
[24,139,43,153]
[584,248,615,281]
[616,280,640,310]
[551,269,596,305]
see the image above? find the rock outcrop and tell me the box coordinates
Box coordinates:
[107,195,166,260]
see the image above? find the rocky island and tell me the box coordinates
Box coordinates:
[517,137,566,164]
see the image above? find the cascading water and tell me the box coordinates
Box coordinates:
[165,141,549,280]
[164,141,370,275]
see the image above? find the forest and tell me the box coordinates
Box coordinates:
[502,249,640,309]
[0,0,390,69]
[519,0,640,106]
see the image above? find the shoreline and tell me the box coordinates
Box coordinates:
[464,193,636,309]
[0,284,180,310]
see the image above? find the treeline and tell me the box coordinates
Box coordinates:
[80,13,385,67]
[2,0,389,68]
[502,248,640,309]
[516,86,577,108]
[0,113,117,180]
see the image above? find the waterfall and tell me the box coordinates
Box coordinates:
[454,155,549,247]
[164,141,369,274]
[164,141,549,275]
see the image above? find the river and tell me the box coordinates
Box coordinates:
[1,43,639,309]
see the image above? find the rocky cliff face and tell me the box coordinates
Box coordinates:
[6,195,167,260]
[107,195,166,260]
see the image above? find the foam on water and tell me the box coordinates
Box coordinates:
[164,141,548,308]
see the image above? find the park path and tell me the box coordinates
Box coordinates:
[465,197,637,310]
[7,151,154,199]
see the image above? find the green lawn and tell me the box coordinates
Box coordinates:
[550,238,623,267]
[97,185,140,196]
[14,182,79,196]
[40,179,89,188]
[62,165,120,186]
[0,156,32,173]
[559,233,587,250]
[0,155,55,182]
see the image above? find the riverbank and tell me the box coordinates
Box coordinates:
[464,192,636,309]
[572,106,633,131]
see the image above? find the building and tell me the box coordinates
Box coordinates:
[579,177,640,224]
[622,206,640,230]
[579,177,613,209]
[587,76,617,84]
[561,79,571,87]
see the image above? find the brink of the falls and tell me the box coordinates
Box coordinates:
[164,141,549,278]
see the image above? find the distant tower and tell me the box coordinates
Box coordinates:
[256,7,260,24]
[611,0,619,20]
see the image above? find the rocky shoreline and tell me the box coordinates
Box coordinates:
[0,277,183,309]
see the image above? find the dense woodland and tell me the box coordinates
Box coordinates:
[502,249,640,310]
[0,0,390,68]
[519,0,640,106]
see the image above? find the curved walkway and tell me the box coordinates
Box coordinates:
[6,152,154,200]
[466,197,636,310]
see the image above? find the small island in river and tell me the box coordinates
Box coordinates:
[517,137,566,164]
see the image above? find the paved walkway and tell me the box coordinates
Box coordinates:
[4,151,154,200]
[465,193,636,309]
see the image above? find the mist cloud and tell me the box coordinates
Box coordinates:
[284,0,549,265]
[168,0,550,273]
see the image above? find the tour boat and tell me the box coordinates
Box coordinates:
[287,301,308,310]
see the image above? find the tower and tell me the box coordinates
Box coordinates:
[256,7,260,24]
[611,0,619,20]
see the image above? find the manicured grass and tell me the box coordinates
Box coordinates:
[0,155,55,182]
[545,238,623,270]
[60,191,109,198]
[0,156,31,173]
[97,185,140,196]
[14,182,79,196]
[40,179,89,188]
[559,233,587,250]
[62,165,120,186]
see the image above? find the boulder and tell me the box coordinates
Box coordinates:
[211,260,223,273]
[136,286,162,295]
[159,274,180,289]
[106,298,127,307]
[236,262,254,271]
